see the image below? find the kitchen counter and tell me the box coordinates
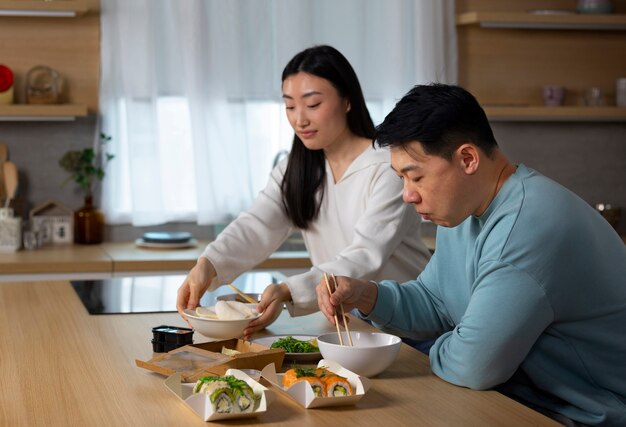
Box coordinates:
[0,279,559,426]
[0,240,311,281]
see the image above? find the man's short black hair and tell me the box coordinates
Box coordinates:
[375,83,498,159]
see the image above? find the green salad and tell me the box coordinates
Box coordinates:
[270,336,319,353]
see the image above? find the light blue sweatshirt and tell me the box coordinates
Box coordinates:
[367,164,626,426]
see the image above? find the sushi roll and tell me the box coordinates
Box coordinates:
[322,373,353,397]
[224,376,260,413]
[202,380,236,413]
[282,367,325,397]
[193,375,260,413]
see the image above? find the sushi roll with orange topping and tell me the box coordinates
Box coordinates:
[282,367,325,397]
[322,373,353,397]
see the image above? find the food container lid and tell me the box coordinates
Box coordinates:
[152,325,194,345]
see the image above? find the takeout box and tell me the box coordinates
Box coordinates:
[164,368,275,421]
[260,359,371,409]
[136,339,285,382]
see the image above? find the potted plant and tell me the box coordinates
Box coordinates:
[59,133,114,244]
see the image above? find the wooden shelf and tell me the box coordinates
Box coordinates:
[484,106,626,122]
[0,1,87,17]
[0,104,88,121]
[457,11,626,30]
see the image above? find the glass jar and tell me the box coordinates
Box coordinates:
[26,65,61,105]
[74,195,105,244]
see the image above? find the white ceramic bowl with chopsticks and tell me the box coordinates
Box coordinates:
[183,305,260,340]
[316,332,401,377]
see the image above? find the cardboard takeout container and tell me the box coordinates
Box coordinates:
[164,368,275,421]
[261,359,371,409]
[136,339,285,382]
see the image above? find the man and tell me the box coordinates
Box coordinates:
[317,84,626,426]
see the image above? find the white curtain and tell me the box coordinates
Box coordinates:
[99,0,457,226]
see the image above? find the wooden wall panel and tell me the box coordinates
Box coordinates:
[0,10,99,111]
[458,26,626,107]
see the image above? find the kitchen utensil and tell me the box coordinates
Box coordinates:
[331,273,353,346]
[217,292,262,304]
[323,273,353,346]
[227,284,258,304]
[3,161,18,208]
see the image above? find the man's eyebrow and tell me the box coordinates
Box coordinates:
[282,91,323,100]
[390,164,418,174]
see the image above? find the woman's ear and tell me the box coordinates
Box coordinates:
[345,99,351,113]
[456,143,479,175]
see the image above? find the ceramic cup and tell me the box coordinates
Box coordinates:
[543,85,565,106]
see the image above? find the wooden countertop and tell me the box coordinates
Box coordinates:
[0,280,558,426]
[0,241,312,276]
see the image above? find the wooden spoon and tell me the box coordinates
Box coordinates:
[0,143,7,201]
[3,161,18,208]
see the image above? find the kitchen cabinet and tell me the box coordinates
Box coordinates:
[456,0,626,122]
[0,0,98,121]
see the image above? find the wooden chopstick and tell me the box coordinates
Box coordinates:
[332,273,353,347]
[227,284,257,304]
[323,273,344,346]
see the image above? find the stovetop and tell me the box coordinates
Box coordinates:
[71,271,280,314]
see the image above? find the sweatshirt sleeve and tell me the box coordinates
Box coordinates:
[200,160,293,290]
[369,259,554,390]
[428,261,553,390]
[286,165,424,316]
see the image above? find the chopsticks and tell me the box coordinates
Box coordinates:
[227,284,257,304]
[323,273,353,346]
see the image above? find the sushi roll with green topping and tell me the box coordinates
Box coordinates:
[194,377,235,413]
[193,375,260,413]
[227,378,259,413]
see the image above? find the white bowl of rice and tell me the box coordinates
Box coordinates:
[184,301,260,340]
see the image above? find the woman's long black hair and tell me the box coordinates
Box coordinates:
[280,45,375,229]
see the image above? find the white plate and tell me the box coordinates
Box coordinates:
[252,335,321,363]
[135,238,197,249]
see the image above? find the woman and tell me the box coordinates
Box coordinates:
[176,45,431,338]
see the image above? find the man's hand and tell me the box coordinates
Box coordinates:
[316,275,378,324]
[243,283,291,340]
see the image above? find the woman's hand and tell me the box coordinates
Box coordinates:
[243,283,291,340]
[316,275,378,324]
[176,257,216,324]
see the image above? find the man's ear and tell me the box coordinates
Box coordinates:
[455,144,479,175]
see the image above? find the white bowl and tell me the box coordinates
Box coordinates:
[316,332,401,377]
[183,307,260,340]
[216,293,262,303]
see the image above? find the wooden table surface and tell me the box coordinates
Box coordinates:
[0,280,559,426]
